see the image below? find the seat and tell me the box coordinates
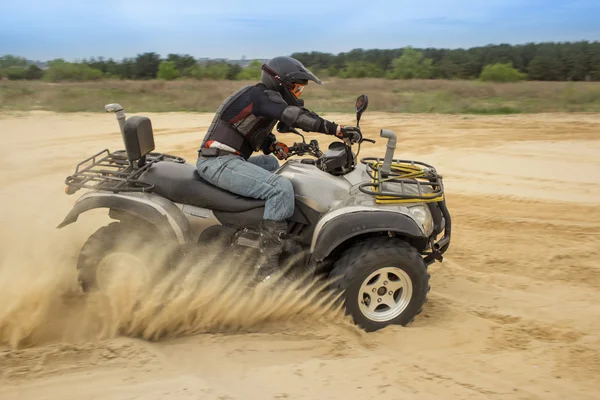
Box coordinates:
[139,161,266,212]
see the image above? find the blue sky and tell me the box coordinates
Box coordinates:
[0,0,599,61]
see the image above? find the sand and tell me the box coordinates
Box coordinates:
[0,110,599,399]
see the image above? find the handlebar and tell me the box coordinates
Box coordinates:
[288,134,375,159]
[288,141,323,158]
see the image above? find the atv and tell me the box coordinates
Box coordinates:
[58,95,451,332]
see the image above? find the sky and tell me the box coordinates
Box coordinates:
[0,0,599,61]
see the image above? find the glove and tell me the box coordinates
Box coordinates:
[270,141,289,160]
[336,126,363,143]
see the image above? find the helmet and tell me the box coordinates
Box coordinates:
[261,56,322,106]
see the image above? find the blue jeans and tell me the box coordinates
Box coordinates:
[196,154,294,221]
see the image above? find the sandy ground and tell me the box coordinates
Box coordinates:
[0,110,599,399]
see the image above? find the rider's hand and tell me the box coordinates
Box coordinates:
[336,126,363,144]
[271,141,289,160]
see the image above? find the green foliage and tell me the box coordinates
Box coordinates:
[157,61,180,80]
[479,63,527,82]
[2,40,600,83]
[24,65,44,80]
[166,53,196,74]
[0,55,28,69]
[387,47,433,79]
[327,65,339,77]
[43,60,104,82]
[134,52,161,79]
[4,67,26,80]
[339,62,384,78]
[236,60,263,80]
[184,61,230,80]
[293,41,600,82]
[226,64,243,80]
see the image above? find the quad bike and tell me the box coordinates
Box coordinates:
[58,94,451,332]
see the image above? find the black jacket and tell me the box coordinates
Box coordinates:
[200,83,338,160]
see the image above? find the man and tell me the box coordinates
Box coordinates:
[196,56,361,282]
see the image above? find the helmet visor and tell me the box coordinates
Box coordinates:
[292,83,306,98]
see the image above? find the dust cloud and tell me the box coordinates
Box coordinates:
[0,231,344,349]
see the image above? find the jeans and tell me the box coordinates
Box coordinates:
[196,154,294,221]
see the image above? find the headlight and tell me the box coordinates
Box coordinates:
[409,205,433,236]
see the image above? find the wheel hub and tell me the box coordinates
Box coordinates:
[358,267,413,322]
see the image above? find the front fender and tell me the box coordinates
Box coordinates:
[309,207,425,262]
[57,191,194,244]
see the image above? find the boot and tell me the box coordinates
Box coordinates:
[254,219,288,283]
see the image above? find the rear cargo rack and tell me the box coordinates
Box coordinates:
[64,149,185,194]
[358,157,444,203]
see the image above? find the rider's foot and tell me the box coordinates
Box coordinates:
[254,219,290,284]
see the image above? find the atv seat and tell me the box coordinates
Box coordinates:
[140,161,266,212]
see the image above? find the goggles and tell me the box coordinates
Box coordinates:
[291,83,306,98]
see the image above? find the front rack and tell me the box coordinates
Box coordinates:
[64,149,185,194]
[358,157,444,204]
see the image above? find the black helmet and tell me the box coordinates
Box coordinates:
[261,56,322,106]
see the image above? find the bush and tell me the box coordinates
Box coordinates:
[44,60,103,82]
[236,60,262,80]
[387,47,433,79]
[339,62,385,78]
[480,63,527,82]
[24,65,44,80]
[157,61,180,80]
[5,67,26,80]
[184,62,230,80]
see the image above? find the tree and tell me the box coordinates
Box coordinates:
[134,52,161,79]
[24,65,44,80]
[0,55,28,69]
[339,62,384,78]
[528,56,562,81]
[157,61,180,80]
[387,47,433,79]
[479,63,527,82]
[226,64,242,80]
[167,53,197,74]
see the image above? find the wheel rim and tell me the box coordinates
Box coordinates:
[357,267,413,322]
[96,252,150,291]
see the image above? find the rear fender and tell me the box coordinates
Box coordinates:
[57,191,194,244]
[309,207,425,263]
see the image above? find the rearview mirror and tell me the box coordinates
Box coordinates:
[355,94,368,127]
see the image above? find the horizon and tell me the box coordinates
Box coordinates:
[4,39,600,64]
[1,0,599,61]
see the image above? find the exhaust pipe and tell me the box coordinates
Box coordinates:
[379,129,397,176]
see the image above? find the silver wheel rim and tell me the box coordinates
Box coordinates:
[96,252,149,291]
[358,267,413,322]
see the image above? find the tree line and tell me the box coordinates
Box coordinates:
[2,41,600,82]
[292,41,600,81]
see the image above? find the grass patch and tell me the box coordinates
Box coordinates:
[1,78,600,114]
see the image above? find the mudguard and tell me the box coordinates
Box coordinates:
[309,207,425,263]
[57,191,194,244]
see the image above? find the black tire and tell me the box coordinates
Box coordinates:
[329,237,430,332]
[77,221,168,292]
